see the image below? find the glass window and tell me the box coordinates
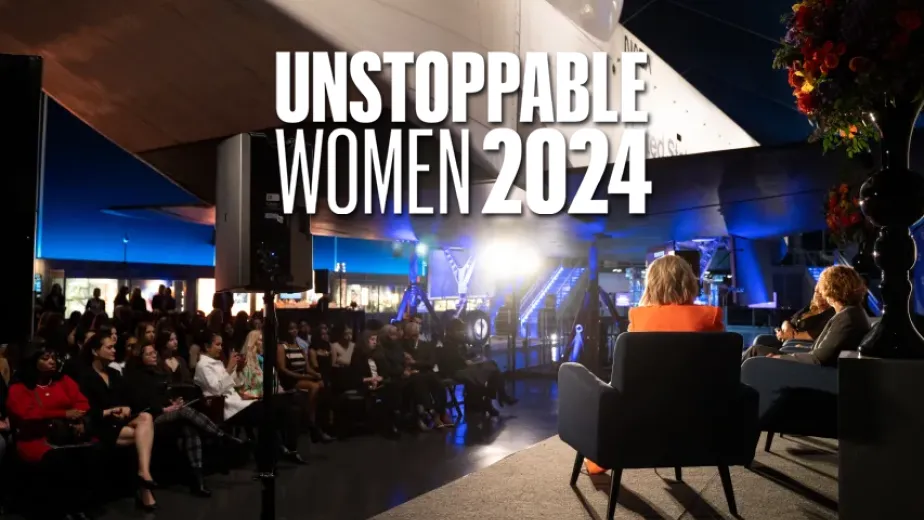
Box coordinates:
[64,278,120,316]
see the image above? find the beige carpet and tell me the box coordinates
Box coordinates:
[372,433,838,519]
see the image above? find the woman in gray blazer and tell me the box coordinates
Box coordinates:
[743,265,870,366]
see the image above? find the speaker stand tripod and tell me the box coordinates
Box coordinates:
[257,290,278,520]
[255,245,281,520]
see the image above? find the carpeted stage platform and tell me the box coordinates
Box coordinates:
[372,433,838,520]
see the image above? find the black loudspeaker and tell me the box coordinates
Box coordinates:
[0,55,44,345]
[215,133,313,293]
[314,269,331,295]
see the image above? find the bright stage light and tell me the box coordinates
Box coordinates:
[415,243,428,256]
[481,241,541,278]
[550,333,558,342]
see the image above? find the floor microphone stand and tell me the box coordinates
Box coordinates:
[258,289,278,520]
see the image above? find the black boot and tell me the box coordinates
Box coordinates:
[190,469,212,498]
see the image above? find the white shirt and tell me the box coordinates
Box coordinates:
[331,341,355,367]
[194,355,254,420]
[295,336,310,355]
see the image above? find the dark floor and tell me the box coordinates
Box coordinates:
[76,379,559,520]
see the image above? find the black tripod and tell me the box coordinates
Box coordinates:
[256,247,281,520]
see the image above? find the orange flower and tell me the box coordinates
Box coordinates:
[788,68,805,88]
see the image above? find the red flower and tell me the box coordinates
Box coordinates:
[849,213,862,225]
[896,10,922,31]
[803,59,820,76]
[788,68,805,88]
[797,93,817,114]
[834,42,847,55]
[794,6,813,29]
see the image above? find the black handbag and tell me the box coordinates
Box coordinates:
[34,388,91,446]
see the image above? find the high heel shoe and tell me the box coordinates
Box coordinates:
[137,475,159,489]
[135,490,158,512]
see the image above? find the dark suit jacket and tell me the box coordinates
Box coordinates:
[403,339,436,371]
[791,305,869,366]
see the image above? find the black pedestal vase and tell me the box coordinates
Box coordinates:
[858,97,924,359]
[851,228,878,279]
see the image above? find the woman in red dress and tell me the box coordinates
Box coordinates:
[7,343,95,518]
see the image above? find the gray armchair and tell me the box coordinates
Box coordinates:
[740,355,838,451]
[558,332,759,520]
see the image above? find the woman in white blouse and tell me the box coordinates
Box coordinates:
[193,333,255,421]
[330,325,356,368]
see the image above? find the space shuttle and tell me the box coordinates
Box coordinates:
[267,0,760,171]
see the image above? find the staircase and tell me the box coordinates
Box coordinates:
[556,268,589,326]
[555,267,586,311]
[517,265,588,337]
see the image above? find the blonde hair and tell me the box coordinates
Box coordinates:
[241,330,263,375]
[640,255,700,306]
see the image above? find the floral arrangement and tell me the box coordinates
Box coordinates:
[825,183,866,248]
[773,0,924,157]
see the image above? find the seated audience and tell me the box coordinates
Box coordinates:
[194,333,255,422]
[330,325,355,369]
[296,321,311,352]
[136,322,156,347]
[237,330,265,398]
[109,335,139,374]
[436,319,517,418]
[125,343,241,497]
[308,328,333,387]
[278,322,332,442]
[157,329,194,384]
[234,330,307,463]
[375,325,434,431]
[742,265,870,365]
[7,343,95,518]
[585,254,725,475]
[79,334,158,510]
[330,324,356,391]
[349,330,401,437]
[403,322,452,427]
[753,284,836,349]
[627,255,724,332]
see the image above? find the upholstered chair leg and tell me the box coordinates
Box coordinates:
[606,468,623,520]
[674,467,682,481]
[718,465,738,516]
[764,431,775,452]
[570,452,583,486]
